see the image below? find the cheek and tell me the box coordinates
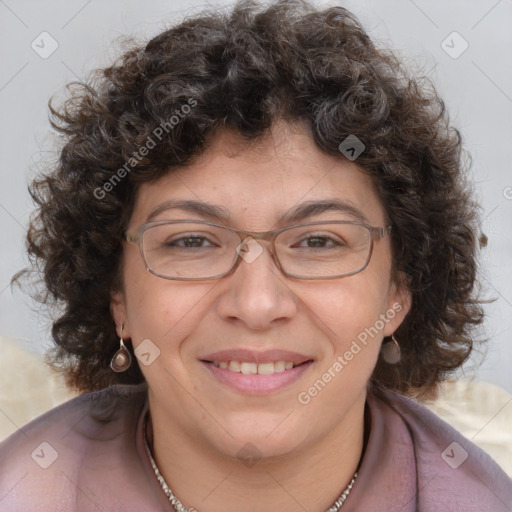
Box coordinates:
[313,274,389,331]
[305,268,391,367]
[122,249,180,334]
[123,270,216,355]
[295,277,389,418]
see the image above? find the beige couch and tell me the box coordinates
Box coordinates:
[425,377,512,476]
[0,336,76,440]
[1,336,511,477]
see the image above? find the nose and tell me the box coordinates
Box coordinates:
[215,238,298,330]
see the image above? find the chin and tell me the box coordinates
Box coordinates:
[208,415,310,462]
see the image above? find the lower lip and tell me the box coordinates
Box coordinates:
[201,361,314,395]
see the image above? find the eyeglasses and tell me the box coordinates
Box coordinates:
[125,219,392,280]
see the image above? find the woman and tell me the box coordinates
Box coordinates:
[1,0,511,510]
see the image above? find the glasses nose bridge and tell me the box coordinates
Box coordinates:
[232,227,281,270]
[236,226,279,242]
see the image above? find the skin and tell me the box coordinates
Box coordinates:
[111,119,411,512]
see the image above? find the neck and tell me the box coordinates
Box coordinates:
[146,394,368,512]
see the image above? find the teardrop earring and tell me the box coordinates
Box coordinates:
[381,334,401,364]
[110,325,132,372]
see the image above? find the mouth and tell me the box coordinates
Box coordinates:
[203,359,310,375]
[199,350,314,395]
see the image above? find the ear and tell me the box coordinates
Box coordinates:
[383,271,412,337]
[110,290,130,339]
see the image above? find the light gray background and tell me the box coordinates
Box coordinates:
[1,0,511,393]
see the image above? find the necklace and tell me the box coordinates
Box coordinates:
[143,415,358,511]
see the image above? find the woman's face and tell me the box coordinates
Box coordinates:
[112,120,410,460]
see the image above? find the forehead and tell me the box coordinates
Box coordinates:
[130,121,387,229]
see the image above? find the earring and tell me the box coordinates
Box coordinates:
[110,325,132,372]
[381,334,401,364]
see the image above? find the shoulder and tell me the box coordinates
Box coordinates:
[0,383,152,512]
[369,386,512,511]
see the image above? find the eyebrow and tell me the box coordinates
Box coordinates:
[280,199,369,225]
[145,198,369,225]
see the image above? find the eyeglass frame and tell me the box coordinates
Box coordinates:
[125,219,392,281]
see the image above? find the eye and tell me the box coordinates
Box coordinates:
[292,233,345,249]
[164,233,219,249]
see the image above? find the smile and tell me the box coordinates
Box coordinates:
[202,359,313,395]
[210,360,302,374]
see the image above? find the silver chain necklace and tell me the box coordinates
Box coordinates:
[143,419,358,512]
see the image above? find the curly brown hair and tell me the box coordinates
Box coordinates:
[15,0,484,398]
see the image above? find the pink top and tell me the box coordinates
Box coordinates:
[0,383,511,511]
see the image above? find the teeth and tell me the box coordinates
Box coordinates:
[228,361,241,372]
[273,361,285,372]
[211,360,303,375]
[241,362,258,374]
[257,362,275,375]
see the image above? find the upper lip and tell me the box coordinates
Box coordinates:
[200,349,313,365]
